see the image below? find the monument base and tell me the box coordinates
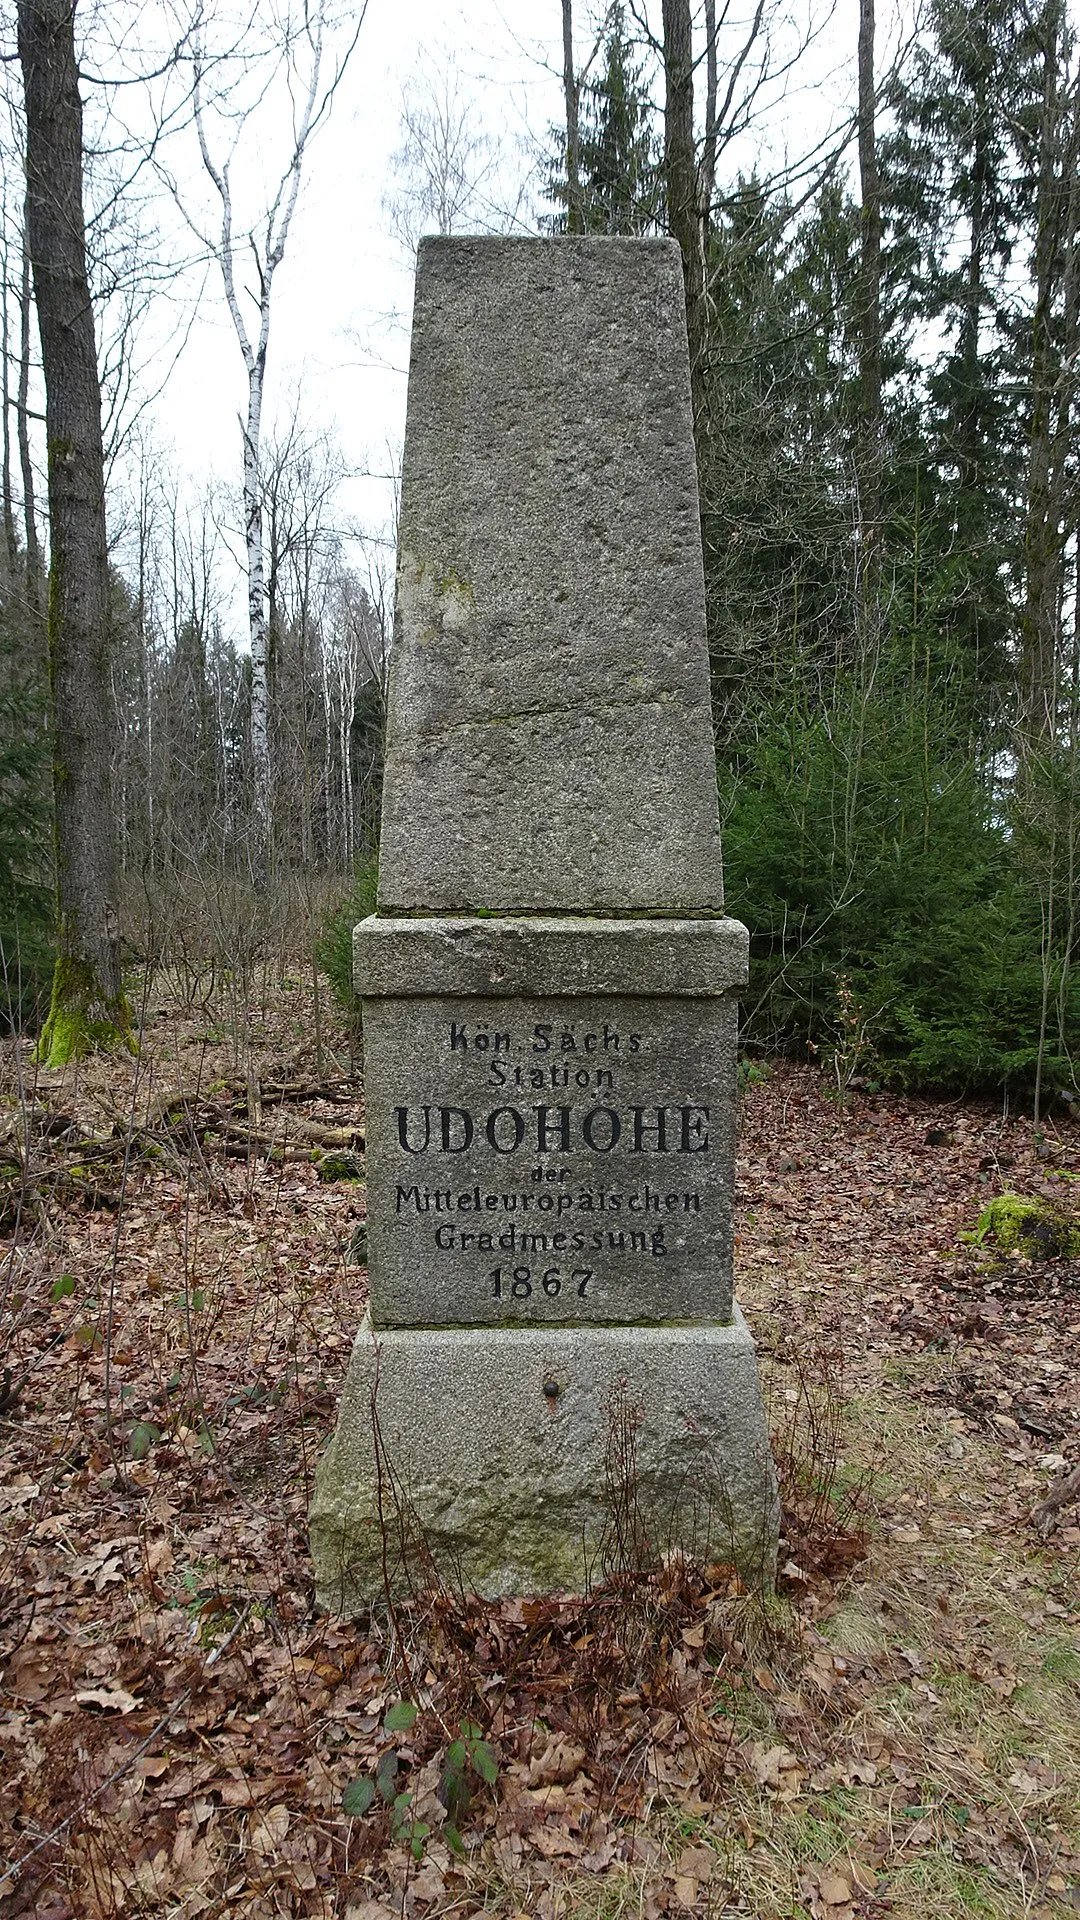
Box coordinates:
[310,1308,778,1611]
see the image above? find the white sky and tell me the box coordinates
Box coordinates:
[115,1,569,560]
[87,0,866,624]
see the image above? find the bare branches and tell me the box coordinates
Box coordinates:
[150,0,367,865]
[386,48,536,251]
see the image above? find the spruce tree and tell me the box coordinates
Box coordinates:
[882,0,1036,703]
[0,578,53,1028]
[546,6,661,236]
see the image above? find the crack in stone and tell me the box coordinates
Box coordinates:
[403,688,686,740]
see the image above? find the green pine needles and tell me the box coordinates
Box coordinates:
[0,598,53,1033]
[719,645,1080,1097]
[316,853,379,1025]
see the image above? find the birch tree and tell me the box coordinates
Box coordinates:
[388,54,503,252]
[177,2,363,872]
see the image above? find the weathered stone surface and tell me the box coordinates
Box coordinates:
[353,915,749,999]
[309,236,777,1605]
[309,1309,778,1608]
[376,236,724,917]
[364,989,738,1329]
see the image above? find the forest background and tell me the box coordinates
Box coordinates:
[2,0,1079,1110]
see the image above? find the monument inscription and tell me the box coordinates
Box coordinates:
[364,994,737,1326]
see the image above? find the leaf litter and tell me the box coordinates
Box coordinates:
[0,993,1077,1919]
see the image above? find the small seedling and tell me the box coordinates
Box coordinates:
[737,1058,770,1093]
[342,1776,375,1816]
[341,1704,499,1861]
[437,1720,499,1853]
[390,1791,431,1861]
[342,1698,419,1831]
[383,1699,418,1733]
[129,1420,160,1460]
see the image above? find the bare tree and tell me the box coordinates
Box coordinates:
[388,51,528,251]
[5,158,46,636]
[166,1,364,871]
[17,0,129,1062]
[699,0,719,251]
[661,0,704,415]
[0,206,15,588]
[0,87,45,625]
[626,0,831,427]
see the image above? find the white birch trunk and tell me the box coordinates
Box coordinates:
[243,358,270,849]
[190,4,347,874]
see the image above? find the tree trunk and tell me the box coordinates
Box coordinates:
[700,0,718,263]
[562,0,584,234]
[1,230,15,589]
[18,0,130,1064]
[193,10,332,881]
[17,197,45,636]
[855,0,882,580]
[662,0,705,426]
[243,357,271,866]
[1021,4,1067,752]
[957,89,988,512]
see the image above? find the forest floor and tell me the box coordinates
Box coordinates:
[0,974,1078,1920]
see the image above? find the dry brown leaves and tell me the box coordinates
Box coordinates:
[0,1009,1077,1918]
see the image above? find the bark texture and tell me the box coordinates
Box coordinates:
[662,0,705,424]
[856,0,882,578]
[18,198,45,633]
[194,18,326,876]
[700,0,718,259]
[562,0,584,235]
[1,241,14,586]
[1022,3,1071,751]
[18,0,129,1064]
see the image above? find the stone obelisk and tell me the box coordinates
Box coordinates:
[310,237,777,1606]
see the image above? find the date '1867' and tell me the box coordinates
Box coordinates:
[490,1266,592,1299]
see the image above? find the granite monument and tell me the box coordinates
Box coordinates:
[309,235,778,1606]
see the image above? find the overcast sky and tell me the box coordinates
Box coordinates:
[90,0,866,612]
[120,1,565,554]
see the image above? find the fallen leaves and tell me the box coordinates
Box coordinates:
[518,1736,588,1789]
[2,1020,1078,1918]
[74,1684,142,1714]
[801,1865,857,1920]
[744,1740,807,1798]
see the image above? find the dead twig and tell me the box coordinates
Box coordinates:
[1032,1462,1080,1538]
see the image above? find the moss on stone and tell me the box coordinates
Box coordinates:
[35,955,135,1068]
[970,1192,1080,1260]
[317,1151,364,1183]
[310,1493,591,1613]
[311,1470,772,1613]
[435,567,473,603]
[309,1312,777,1609]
